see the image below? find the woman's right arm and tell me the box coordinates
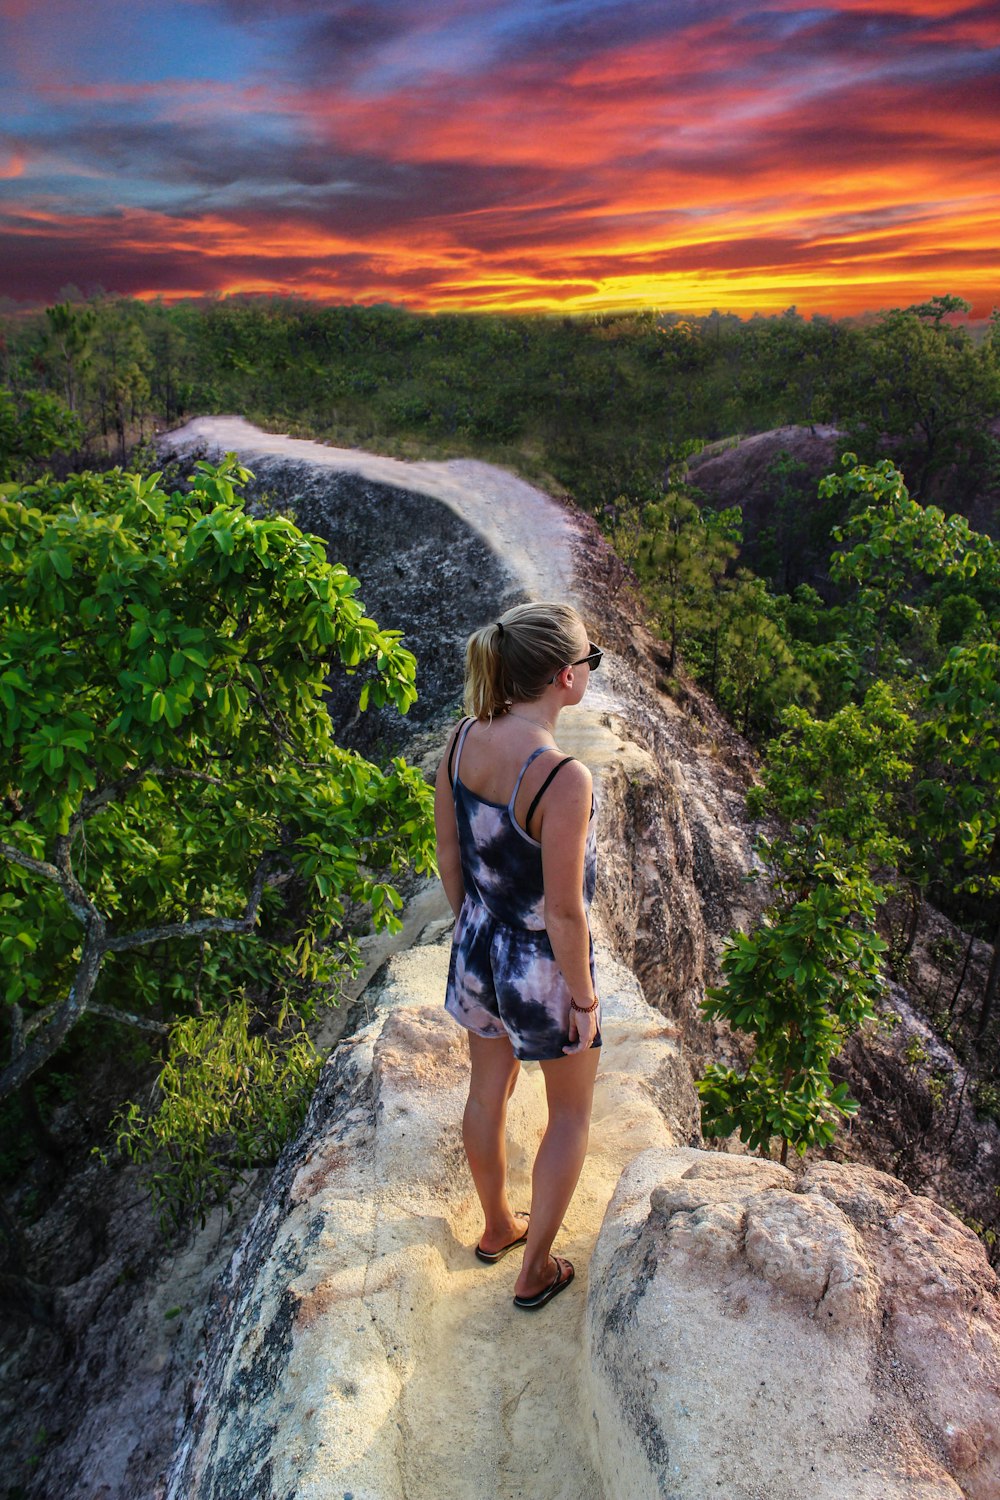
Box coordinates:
[434,731,466,919]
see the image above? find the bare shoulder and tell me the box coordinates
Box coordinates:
[552,756,592,792]
[435,717,468,789]
[540,755,592,815]
[443,718,466,756]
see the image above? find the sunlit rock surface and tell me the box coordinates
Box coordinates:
[166,939,693,1500]
[156,420,999,1500]
[589,1152,1000,1500]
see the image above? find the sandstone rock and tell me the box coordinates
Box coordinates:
[150,418,998,1500]
[588,1148,1000,1500]
[165,939,692,1500]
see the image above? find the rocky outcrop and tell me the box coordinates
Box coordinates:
[165,942,1000,1500]
[149,419,1000,1500]
[688,423,842,509]
[166,938,695,1500]
[687,423,844,588]
[588,1151,1000,1500]
[6,418,998,1499]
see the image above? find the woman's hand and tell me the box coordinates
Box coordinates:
[563,998,600,1055]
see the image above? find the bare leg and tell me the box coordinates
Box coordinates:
[514,1047,600,1299]
[463,1031,525,1253]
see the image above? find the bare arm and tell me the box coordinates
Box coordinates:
[434,730,466,919]
[538,760,599,1053]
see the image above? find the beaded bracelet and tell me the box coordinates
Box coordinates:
[570,995,600,1014]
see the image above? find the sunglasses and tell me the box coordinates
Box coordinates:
[550,643,603,682]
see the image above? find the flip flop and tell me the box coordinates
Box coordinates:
[475,1214,530,1264]
[513,1256,575,1310]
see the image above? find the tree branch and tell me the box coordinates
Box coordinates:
[0,856,271,1102]
[105,854,272,953]
[20,996,67,1043]
[1,834,102,931]
[75,768,145,821]
[87,1003,170,1036]
[0,841,62,886]
[245,683,320,772]
[52,832,103,927]
[1,925,104,1101]
[155,767,228,789]
[74,765,229,827]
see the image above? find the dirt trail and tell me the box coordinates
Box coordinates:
[164,416,577,603]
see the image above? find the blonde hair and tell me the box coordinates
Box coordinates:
[464,601,586,720]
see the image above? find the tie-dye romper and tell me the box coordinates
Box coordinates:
[444,717,601,1061]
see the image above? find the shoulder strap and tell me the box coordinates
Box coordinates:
[508,744,553,809]
[524,756,575,831]
[447,718,474,789]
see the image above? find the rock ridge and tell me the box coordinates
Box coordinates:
[589,1151,1000,1500]
[150,420,1000,1500]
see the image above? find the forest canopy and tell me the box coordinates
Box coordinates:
[0,454,435,1223]
[1,288,998,1240]
[2,293,998,521]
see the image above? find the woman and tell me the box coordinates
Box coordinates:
[434,601,603,1310]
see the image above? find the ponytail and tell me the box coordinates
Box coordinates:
[463,602,585,719]
[464,620,509,719]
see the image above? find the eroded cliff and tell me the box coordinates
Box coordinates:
[148,419,999,1500]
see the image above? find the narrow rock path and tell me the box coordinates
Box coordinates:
[346,944,678,1500]
[157,418,687,1500]
[394,1076,609,1500]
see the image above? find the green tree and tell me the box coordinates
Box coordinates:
[834,299,1000,497]
[698,867,888,1162]
[44,302,97,412]
[611,492,739,675]
[0,386,82,482]
[89,301,154,461]
[0,458,435,1141]
[713,571,817,737]
[752,448,820,591]
[825,455,990,686]
[915,640,1000,1035]
[698,684,914,1162]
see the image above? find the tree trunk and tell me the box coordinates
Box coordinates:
[975,907,1000,1040]
[950,929,976,1015]
[708,628,719,697]
[902,883,922,957]
[947,1069,970,1149]
[742,679,754,737]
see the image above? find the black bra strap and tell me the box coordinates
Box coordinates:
[447,718,473,788]
[524,756,574,832]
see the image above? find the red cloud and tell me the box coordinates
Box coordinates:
[2,1,997,315]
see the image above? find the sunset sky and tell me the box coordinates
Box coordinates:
[2,0,998,317]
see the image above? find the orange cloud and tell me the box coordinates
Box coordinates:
[2,1,996,316]
[0,149,27,179]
